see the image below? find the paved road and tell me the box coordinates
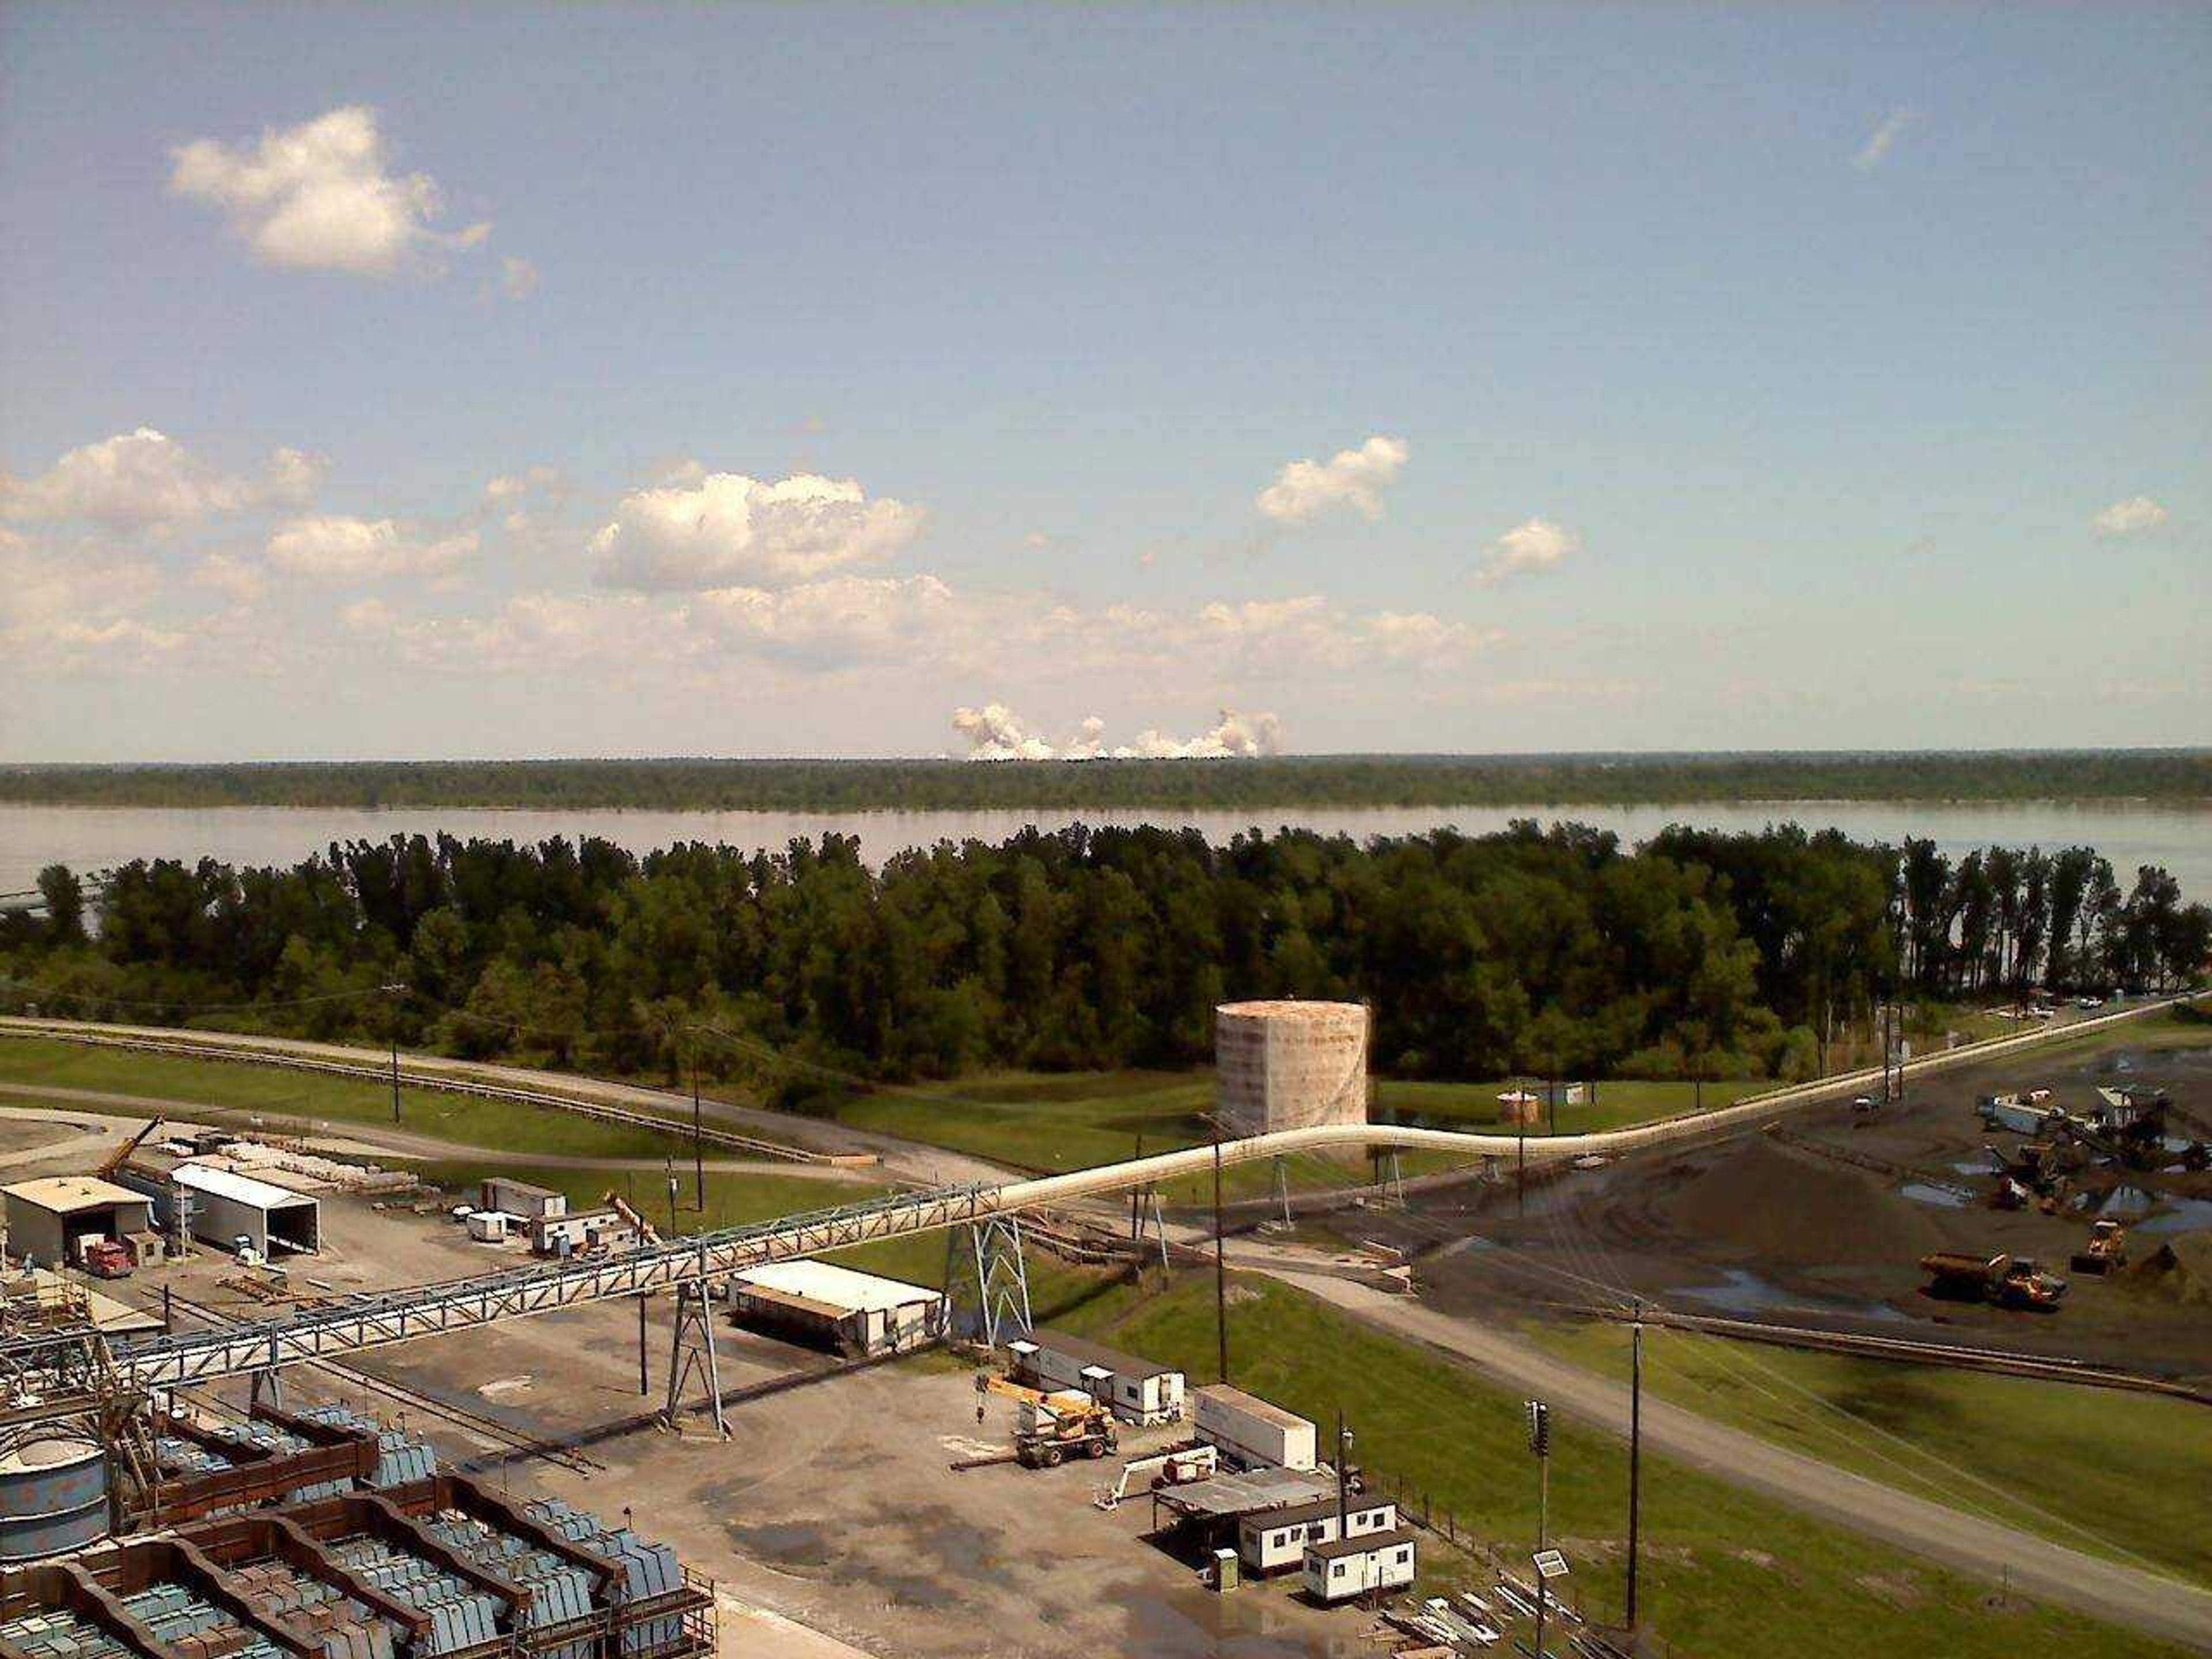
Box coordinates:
[1259,1266,2212,1653]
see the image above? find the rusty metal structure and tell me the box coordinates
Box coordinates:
[0,1466,714,1659]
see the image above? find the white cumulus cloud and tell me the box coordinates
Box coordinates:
[267,515,477,581]
[1476,517,1580,585]
[169,105,490,278]
[592,470,925,592]
[687,574,952,669]
[953,704,1283,761]
[1256,435,1408,525]
[2093,496,2169,536]
[1,427,325,529]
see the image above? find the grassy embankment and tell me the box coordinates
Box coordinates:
[1055,1271,2193,1659]
[0,1036,694,1162]
[1528,1317,2212,1588]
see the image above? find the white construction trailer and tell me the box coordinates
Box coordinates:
[172,1164,320,1256]
[1192,1384,1317,1471]
[1302,1529,1417,1603]
[1238,1496,1399,1574]
[1006,1330,1187,1425]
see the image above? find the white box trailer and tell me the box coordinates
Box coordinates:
[1192,1384,1317,1471]
[1303,1529,1417,1603]
[1238,1497,1398,1574]
[1006,1330,1187,1425]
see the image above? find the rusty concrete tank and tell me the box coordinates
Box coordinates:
[0,1433,109,1561]
[1214,1000,1369,1137]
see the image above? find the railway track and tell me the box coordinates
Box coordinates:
[161,1290,607,1473]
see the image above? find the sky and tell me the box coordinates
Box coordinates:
[1,2,2205,763]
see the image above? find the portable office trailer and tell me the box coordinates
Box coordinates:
[1237,1497,1398,1574]
[1192,1384,1317,1471]
[479,1177,565,1222]
[465,1210,512,1243]
[1006,1330,1187,1425]
[171,1164,320,1255]
[1302,1529,1416,1603]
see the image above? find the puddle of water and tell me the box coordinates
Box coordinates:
[2138,1198,2212,1235]
[1899,1181,1969,1209]
[1679,1267,1906,1323]
[1952,1159,1998,1176]
[2100,1185,2156,1218]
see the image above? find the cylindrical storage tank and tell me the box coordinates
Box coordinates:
[1214,1000,1369,1136]
[0,1434,109,1561]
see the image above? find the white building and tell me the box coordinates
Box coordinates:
[726,1260,944,1357]
[1302,1529,1416,1603]
[1006,1331,1186,1425]
[172,1164,320,1256]
[1237,1495,1398,1574]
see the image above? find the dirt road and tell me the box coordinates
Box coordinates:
[1261,1266,2212,1653]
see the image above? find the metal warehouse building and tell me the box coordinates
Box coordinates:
[726,1260,944,1357]
[173,1162,321,1256]
[2,1177,155,1270]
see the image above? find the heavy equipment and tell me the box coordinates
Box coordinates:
[2071,1219,2129,1275]
[975,1372,1119,1468]
[96,1113,166,1180]
[1919,1251,2067,1310]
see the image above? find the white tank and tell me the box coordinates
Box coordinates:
[1214,1000,1369,1136]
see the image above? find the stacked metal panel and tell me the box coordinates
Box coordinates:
[325,1535,506,1656]
[119,1582,291,1659]
[291,1405,438,1489]
[524,1498,687,1656]
[227,1555,398,1659]
[428,1512,597,1659]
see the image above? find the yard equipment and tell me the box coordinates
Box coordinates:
[96,1114,165,1180]
[2071,1219,2129,1276]
[79,1239,134,1279]
[1093,1443,1219,1509]
[975,1372,1119,1468]
[1919,1251,2068,1310]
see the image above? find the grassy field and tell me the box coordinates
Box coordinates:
[1056,1271,2189,1659]
[0,1037,687,1161]
[1528,1317,2212,1587]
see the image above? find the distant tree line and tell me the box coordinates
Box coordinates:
[2,826,2204,1099]
[1,750,2207,812]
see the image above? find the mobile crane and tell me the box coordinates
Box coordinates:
[974,1371,1119,1468]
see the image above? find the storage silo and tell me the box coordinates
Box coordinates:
[1214,1001,1369,1136]
[0,1433,109,1561]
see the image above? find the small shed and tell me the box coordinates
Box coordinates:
[1238,1495,1398,1574]
[726,1260,944,1357]
[1302,1529,1417,1603]
[1006,1330,1186,1424]
[3,1178,155,1269]
[172,1164,320,1256]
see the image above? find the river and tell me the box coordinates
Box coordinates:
[2,799,2207,900]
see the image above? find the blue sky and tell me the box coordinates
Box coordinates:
[1,2,2204,761]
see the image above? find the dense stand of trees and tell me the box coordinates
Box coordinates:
[2,750,2207,812]
[2,825,2204,1097]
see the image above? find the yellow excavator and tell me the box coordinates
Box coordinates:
[975,1372,1119,1468]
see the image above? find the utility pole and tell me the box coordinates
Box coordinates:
[1213,1132,1229,1385]
[1627,1304,1644,1631]
[381,983,407,1123]
[1335,1410,1352,1535]
[1527,1399,1552,1659]
[664,1152,678,1238]
[1517,1115,1527,1217]
[638,1294,649,1395]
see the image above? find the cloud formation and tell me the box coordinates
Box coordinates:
[687,574,954,669]
[1476,517,1579,584]
[591,469,925,591]
[952,703,1283,761]
[1,427,324,529]
[1854,108,1916,171]
[2093,495,2169,536]
[1256,435,1408,525]
[267,515,477,581]
[169,105,490,278]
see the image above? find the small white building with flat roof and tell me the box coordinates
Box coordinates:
[726,1260,944,1357]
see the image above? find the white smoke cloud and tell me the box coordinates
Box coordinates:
[952,704,1282,762]
[1256,435,1408,525]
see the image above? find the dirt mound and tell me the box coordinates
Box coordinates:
[2113,1235,2212,1306]
[1662,1135,1946,1267]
